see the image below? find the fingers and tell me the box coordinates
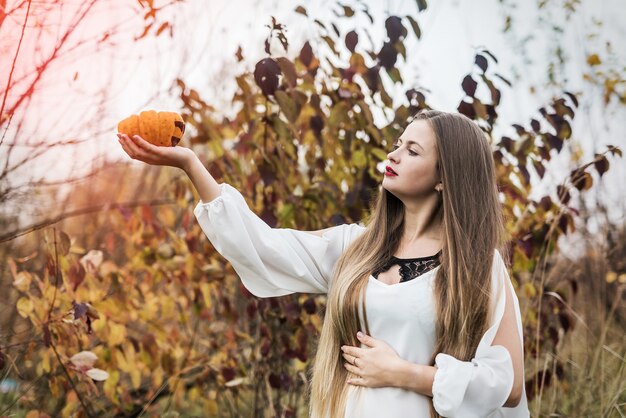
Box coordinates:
[129,133,159,153]
[342,353,357,365]
[118,134,135,157]
[343,361,364,385]
[346,376,364,386]
[341,345,363,357]
[343,361,359,374]
[118,133,159,163]
[356,332,377,347]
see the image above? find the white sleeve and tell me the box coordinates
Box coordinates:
[431,249,529,418]
[193,182,365,298]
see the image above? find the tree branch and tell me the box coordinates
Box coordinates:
[0,198,176,243]
[0,0,31,147]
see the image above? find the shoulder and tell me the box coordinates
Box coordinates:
[492,247,510,270]
[346,222,367,242]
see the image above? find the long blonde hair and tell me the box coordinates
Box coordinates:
[308,110,508,418]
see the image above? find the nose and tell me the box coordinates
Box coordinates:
[387,147,398,164]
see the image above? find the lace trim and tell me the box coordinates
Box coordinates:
[373,250,442,283]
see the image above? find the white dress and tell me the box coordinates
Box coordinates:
[193,183,531,418]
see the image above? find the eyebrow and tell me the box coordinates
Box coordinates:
[395,138,425,152]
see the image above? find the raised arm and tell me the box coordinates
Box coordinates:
[192,182,365,297]
[117,133,366,297]
[183,152,221,203]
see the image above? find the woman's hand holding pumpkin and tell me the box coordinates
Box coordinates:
[117,133,195,170]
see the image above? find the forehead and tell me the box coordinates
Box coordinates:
[399,120,436,151]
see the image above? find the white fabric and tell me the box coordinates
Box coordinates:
[430,249,530,417]
[193,182,530,418]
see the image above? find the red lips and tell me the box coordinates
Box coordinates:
[385,166,398,175]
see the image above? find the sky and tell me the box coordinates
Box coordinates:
[1,0,624,252]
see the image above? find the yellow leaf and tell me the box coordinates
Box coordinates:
[104,370,120,404]
[293,358,307,371]
[16,297,34,318]
[161,296,175,317]
[523,282,536,298]
[42,350,51,373]
[352,148,367,168]
[152,366,164,387]
[586,53,601,66]
[61,390,78,418]
[160,206,177,227]
[205,399,218,415]
[69,243,86,255]
[618,274,626,284]
[173,345,185,361]
[606,271,617,283]
[108,322,127,346]
[130,368,141,390]
[115,349,130,372]
[13,271,32,292]
[310,313,322,330]
[189,386,200,402]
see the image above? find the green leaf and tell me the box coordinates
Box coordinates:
[276,57,297,88]
[275,90,300,123]
[352,148,367,168]
[379,87,393,107]
[405,15,421,39]
[270,113,291,139]
[279,202,296,224]
[328,102,348,127]
[395,41,407,60]
[370,147,389,162]
[387,67,403,84]
[342,5,355,17]
[321,35,339,56]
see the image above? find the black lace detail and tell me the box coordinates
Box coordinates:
[372,250,442,283]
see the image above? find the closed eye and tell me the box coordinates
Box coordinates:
[392,144,418,156]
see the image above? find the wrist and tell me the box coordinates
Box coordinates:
[392,358,418,390]
[181,149,198,172]
[393,359,436,397]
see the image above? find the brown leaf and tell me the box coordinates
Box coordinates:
[462,75,477,97]
[475,54,488,72]
[299,41,313,67]
[345,30,358,52]
[385,16,406,43]
[378,42,397,69]
[253,58,281,96]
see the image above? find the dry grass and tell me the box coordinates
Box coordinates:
[528,222,626,417]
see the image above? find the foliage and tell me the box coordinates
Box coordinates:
[1,0,623,417]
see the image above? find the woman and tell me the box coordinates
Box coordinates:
[118,109,530,417]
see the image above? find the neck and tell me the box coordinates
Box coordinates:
[401,192,443,244]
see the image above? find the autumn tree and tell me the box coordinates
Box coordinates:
[1,1,623,417]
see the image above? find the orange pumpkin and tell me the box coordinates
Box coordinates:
[117,110,185,147]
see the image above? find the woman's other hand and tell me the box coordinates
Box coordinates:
[341,331,405,388]
[117,133,195,170]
